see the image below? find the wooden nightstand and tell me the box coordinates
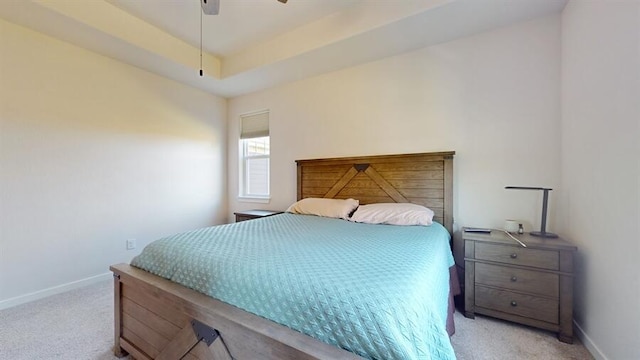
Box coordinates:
[234,209,283,222]
[463,230,577,343]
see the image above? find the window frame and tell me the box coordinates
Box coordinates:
[238,111,270,202]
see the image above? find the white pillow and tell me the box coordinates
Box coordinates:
[286,198,359,219]
[350,203,434,226]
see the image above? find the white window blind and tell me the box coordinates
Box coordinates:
[240,111,269,139]
[239,111,270,200]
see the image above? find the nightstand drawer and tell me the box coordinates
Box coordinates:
[464,230,577,342]
[475,263,559,298]
[476,243,559,270]
[475,286,558,324]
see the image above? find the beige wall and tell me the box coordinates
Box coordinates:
[0,19,227,307]
[4,4,636,358]
[560,1,640,359]
[227,10,640,358]
[228,15,562,268]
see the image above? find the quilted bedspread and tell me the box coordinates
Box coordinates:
[131,213,456,359]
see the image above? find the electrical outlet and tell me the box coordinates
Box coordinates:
[126,239,136,250]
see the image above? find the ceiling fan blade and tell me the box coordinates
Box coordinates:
[277,0,288,3]
[201,0,220,15]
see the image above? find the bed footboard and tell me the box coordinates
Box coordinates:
[111,263,361,360]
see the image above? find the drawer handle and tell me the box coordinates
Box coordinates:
[510,301,518,307]
[510,253,518,259]
[511,276,518,282]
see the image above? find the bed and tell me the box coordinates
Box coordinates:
[110,151,457,360]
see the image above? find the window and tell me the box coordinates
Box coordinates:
[239,111,270,199]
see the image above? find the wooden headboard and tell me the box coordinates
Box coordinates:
[296,151,455,234]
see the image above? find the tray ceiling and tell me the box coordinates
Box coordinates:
[0,0,567,98]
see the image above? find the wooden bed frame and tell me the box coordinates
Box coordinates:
[111,151,455,360]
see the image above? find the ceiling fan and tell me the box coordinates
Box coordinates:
[197,0,288,76]
[201,0,288,15]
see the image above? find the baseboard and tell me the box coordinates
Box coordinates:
[574,320,608,360]
[0,272,112,311]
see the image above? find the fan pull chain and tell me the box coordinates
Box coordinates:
[199,1,203,77]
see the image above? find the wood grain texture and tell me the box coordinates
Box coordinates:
[363,167,408,203]
[474,286,559,324]
[474,263,559,298]
[443,155,453,233]
[296,151,455,235]
[463,231,577,343]
[111,264,362,360]
[122,326,160,358]
[155,324,199,360]
[111,151,457,359]
[190,341,217,360]
[464,240,476,319]
[558,274,574,343]
[475,243,559,270]
[113,275,127,358]
[120,338,153,360]
[209,338,233,360]
[123,313,168,351]
[324,167,359,198]
[123,297,181,340]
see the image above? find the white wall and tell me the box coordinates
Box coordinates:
[560,1,640,359]
[0,19,227,307]
[228,15,562,267]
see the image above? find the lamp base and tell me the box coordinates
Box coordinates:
[530,231,558,238]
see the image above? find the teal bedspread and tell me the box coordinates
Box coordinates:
[131,213,456,359]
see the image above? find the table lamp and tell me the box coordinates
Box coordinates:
[505,186,558,238]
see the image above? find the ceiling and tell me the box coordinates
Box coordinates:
[0,0,567,98]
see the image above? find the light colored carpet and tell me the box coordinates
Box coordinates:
[0,280,594,360]
[451,310,593,360]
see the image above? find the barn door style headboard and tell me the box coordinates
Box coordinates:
[295,151,455,234]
